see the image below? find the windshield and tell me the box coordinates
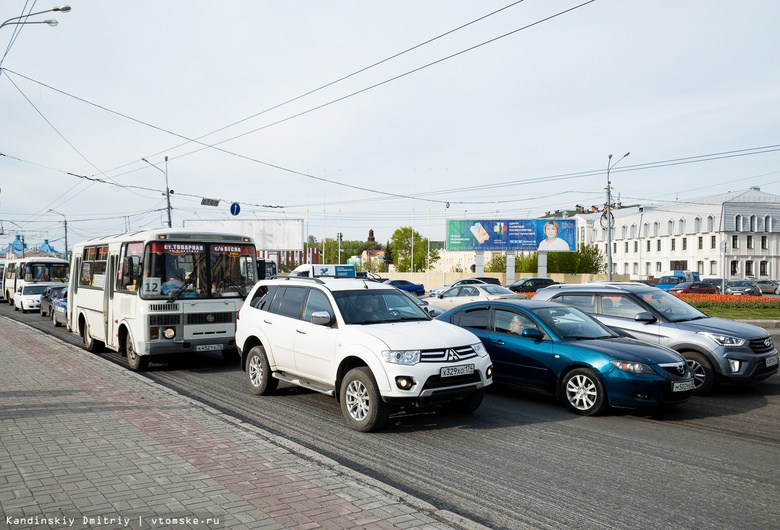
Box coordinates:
[23,285,48,295]
[333,289,430,324]
[24,262,69,283]
[728,281,750,287]
[140,241,256,300]
[531,305,618,340]
[483,285,515,295]
[639,289,707,322]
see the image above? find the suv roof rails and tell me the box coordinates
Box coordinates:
[282,276,325,284]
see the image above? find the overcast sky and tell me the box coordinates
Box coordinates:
[2,0,779,252]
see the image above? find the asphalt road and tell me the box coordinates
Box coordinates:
[4,301,779,530]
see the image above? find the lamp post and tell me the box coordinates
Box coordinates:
[142,156,173,228]
[605,152,630,281]
[0,5,71,31]
[48,209,68,259]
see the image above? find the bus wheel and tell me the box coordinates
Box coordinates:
[82,321,103,353]
[126,335,149,371]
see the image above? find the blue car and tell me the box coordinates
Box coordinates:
[383,279,425,296]
[436,300,694,415]
[51,287,68,328]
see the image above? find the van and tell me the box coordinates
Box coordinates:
[656,270,700,290]
[290,264,356,278]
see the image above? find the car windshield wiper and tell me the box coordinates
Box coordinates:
[222,277,247,298]
[168,272,196,302]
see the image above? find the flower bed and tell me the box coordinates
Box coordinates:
[672,293,780,309]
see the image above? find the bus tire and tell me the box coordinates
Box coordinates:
[82,321,103,353]
[126,335,149,371]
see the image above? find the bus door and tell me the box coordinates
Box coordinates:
[106,254,117,350]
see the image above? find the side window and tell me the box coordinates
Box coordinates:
[303,289,333,322]
[455,306,490,330]
[249,285,278,310]
[277,287,307,319]
[557,294,596,313]
[461,286,479,296]
[495,309,536,335]
[599,295,644,319]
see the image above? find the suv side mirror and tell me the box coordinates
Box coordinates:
[311,311,332,327]
[634,311,657,323]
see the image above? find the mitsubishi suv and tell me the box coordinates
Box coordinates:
[236,276,493,431]
[533,282,778,394]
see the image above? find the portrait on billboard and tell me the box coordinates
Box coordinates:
[537,220,571,251]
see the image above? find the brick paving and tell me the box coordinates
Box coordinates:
[0,317,482,530]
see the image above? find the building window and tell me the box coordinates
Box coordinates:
[735,215,742,232]
[682,238,687,251]
[645,262,651,274]
[750,215,757,232]
[711,235,716,249]
[746,261,754,277]
[623,263,629,274]
[646,240,651,252]
[694,217,701,233]
[634,241,638,252]
[671,239,676,251]
[613,242,617,254]
[656,262,662,272]
[747,235,754,249]
[633,262,639,274]
[710,261,717,275]
[762,236,768,250]
[764,216,772,233]
[697,261,704,275]
[698,236,703,250]
[625,241,629,253]
[657,239,661,251]
[760,261,768,277]
[731,260,739,275]
[732,235,739,249]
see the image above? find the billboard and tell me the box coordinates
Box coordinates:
[448,219,577,252]
[182,219,304,250]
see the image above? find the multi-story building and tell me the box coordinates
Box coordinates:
[570,187,780,280]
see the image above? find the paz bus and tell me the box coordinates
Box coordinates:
[3,256,69,304]
[68,228,257,370]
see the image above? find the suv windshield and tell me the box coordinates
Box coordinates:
[638,289,707,322]
[333,289,430,324]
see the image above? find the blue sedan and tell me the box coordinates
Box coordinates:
[437,300,694,415]
[383,279,425,296]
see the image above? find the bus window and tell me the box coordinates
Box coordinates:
[210,244,256,297]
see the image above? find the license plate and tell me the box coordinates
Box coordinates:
[441,364,475,378]
[196,344,224,352]
[672,379,695,392]
[767,355,779,367]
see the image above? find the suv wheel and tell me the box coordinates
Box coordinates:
[246,345,278,395]
[562,368,608,416]
[684,351,716,395]
[340,367,390,432]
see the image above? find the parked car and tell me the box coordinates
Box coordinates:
[437,300,694,415]
[398,288,445,317]
[755,279,780,294]
[668,281,718,295]
[508,277,560,293]
[383,279,425,296]
[51,287,68,328]
[428,278,489,297]
[473,276,502,286]
[726,280,762,296]
[39,285,66,317]
[533,282,779,394]
[701,278,726,293]
[236,277,493,432]
[428,284,526,311]
[13,284,49,313]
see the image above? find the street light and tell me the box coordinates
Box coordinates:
[0,5,71,31]
[605,152,630,281]
[141,156,173,228]
[48,209,68,259]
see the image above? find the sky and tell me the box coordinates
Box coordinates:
[1,0,779,253]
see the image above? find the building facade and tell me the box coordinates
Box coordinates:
[571,187,780,280]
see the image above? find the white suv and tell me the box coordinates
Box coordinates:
[236,277,493,431]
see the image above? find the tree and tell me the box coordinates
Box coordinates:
[487,244,605,274]
[484,253,506,272]
[389,227,439,272]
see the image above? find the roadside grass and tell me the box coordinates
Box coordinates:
[673,294,780,320]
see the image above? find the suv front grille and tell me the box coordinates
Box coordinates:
[420,345,478,363]
[750,337,774,354]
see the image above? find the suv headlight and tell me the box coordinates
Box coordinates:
[698,332,745,347]
[609,360,655,374]
[472,342,488,357]
[383,350,420,365]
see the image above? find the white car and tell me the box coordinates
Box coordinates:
[428,278,489,297]
[236,277,493,432]
[428,284,527,311]
[14,284,49,313]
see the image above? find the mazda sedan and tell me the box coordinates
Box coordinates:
[437,300,695,415]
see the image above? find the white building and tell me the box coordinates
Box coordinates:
[571,187,780,280]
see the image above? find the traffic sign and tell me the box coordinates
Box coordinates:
[230,202,241,216]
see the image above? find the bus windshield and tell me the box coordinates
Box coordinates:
[140,241,256,300]
[27,262,69,283]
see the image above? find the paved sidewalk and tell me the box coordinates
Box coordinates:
[0,317,484,530]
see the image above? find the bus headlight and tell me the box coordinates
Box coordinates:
[163,328,176,339]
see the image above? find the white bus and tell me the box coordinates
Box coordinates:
[68,228,257,370]
[3,256,69,303]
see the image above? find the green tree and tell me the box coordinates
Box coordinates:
[484,253,506,272]
[390,227,439,272]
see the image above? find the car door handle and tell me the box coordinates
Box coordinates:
[296,329,306,334]
[263,319,273,325]
[493,339,505,345]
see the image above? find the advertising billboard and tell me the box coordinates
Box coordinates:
[448,219,577,252]
[182,219,304,251]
